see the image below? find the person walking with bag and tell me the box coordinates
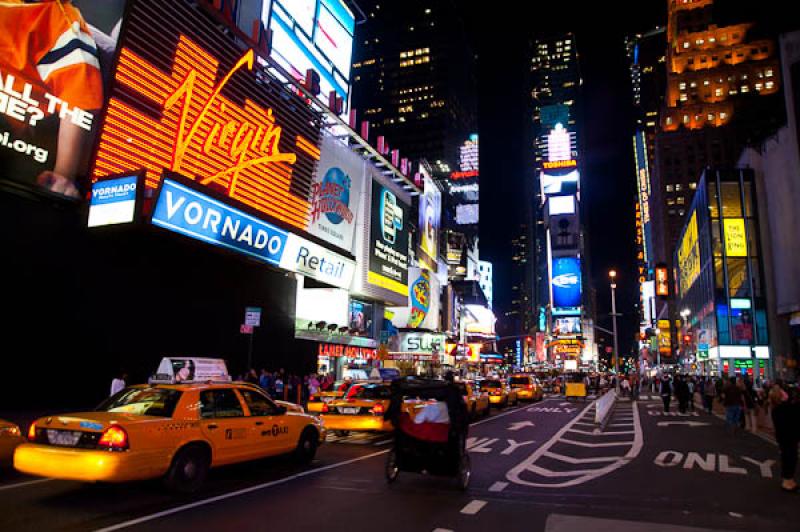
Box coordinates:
[769,382,798,492]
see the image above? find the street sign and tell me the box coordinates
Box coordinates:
[240,324,253,334]
[244,307,261,327]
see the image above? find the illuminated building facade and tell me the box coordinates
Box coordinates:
[673,168,770,377]
[651,0,784,355]
[350,1,477,173]
[527,33,595,368]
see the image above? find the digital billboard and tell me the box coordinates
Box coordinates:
[418,173,441,269]
[551,257,582,311]
[541,169,579,196]
[309,133,364,252]
[678,211,700,296]
[368,180,410,296]
[633,130,652,264]
[389,268,441,330]
[91,1,322,235]
[0,0,127,199]
[267,0,355,113]
[553,317,581,335]
[549,195,575,215]
[456,204,479,225]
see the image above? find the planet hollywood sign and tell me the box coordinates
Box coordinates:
[318,343,376,360]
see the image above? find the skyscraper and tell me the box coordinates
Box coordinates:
[350,1,477,173]
[527,33,594,367]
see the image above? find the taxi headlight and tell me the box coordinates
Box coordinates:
[0,425,21,438]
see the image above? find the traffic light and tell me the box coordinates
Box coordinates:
[683,334,692,344]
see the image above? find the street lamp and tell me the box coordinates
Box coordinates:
[609,269,620,394]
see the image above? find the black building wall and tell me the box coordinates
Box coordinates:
[1,189,300,411]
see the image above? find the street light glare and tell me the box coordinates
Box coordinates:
[609,269,617,279]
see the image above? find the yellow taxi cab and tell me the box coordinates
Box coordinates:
[0,419,23,465]
[456,381,490,419]
[306,381,358,414]
[14,358,325,492]
[509,374,545,402]
[480,379,518,408]
[320,382,395,435]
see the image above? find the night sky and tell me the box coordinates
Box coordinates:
[468,1,666,356]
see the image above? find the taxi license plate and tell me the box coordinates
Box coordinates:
[338,407,359,415]
[47,430,82,446]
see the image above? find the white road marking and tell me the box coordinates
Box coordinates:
[488,481,508,492]
[373,438,393,446]
[0,478,54,491]
[508,420,535,431]
[94,449,391,532]
[559,402,571,406]
[559,438,633,448]
[506,401,643,488]
[460,500,487,515]
[656,421,710,427]
[432,529,454,532]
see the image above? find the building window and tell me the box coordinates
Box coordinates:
[666,117,673,125]
[675,184,683,192]
[689,182,697,190]
[683,41,690,49]
[666,184,674,192]
[708,113,714,121]
[766,69,773,77]
[679,82,687,90]
[715,88,723,97]
[703,79,710,86]
[766,81,774,89]
[683,115,690,123]
[677,196,685,205]
[720,112,727,120]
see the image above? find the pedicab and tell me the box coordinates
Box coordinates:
[383,377,471,490]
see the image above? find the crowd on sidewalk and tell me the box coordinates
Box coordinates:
[237,368,337,404]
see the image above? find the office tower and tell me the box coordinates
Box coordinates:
[350,1,477,173]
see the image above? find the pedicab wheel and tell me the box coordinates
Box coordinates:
[334,430,350,438]
[457,452,471,490]
[386,449,399,483]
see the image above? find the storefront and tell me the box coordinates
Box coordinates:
[674,169,770,377]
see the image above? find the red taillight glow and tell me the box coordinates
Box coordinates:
[527,384,533,390]
[371,403,385,415]
[321,402,329,413]
[98,426,129,450]
[27,422,37,441]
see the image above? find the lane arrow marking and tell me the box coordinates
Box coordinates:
[656,421,711,427]
[508,420,535,431]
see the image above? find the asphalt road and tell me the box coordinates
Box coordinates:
[1,395,797,532]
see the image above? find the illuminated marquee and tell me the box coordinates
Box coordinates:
[449,170,479,180]
[318,344,376,359]
[92,2,321,232]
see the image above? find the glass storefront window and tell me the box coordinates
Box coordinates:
[711,221,722,256]
[727,258,749,298]
[716,304,730,344]
[742,181,753,217]
[714,257,725,289]
[756,309,769,345]
[708,182,719,218]
[730,308,754,345]
[746,220,758,258]
[720,182,743,217]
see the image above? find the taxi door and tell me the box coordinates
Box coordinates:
[237,388,294,457]
[199,389,252,465]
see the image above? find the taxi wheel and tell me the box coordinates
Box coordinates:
[385,449,399,483]
[457,453,471,490]
[164,445,209,493]
[295,428,318,464]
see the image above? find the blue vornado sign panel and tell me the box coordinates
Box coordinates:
[152,179,288,266]
[88,175,139,227]
[552,257,582,311]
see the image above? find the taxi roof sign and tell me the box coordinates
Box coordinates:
[150,357,231,384]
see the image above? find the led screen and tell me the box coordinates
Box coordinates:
[368,181,410,296]
[456,203,479,225]
[552,257,582,310]
[549,195,575,215]
[418,174,441,268]
[0,0,127,199]
[541,170,579,196]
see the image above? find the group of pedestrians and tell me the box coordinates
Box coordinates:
[239,368,338,404]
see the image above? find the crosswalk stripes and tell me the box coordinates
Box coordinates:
[505,400,643,488]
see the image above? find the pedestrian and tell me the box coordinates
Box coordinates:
[110,370,127,396]
[687,377,696,412]
[274,375,284,399]
[722,377,745,434]
[742,378,758,434]
[621,377,631,398]
[703,376,716,414]
[245,368,259,385]
[308,374,320,399]
[675,375,690,414]
[660,375,673,413]
[769,382,799,492]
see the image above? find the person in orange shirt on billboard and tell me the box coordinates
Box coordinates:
[0,0,104,197]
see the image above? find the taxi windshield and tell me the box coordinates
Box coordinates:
[96,388,182,417]
[352,385,391,400]
[481,381,502,388]
[509,377,530,385]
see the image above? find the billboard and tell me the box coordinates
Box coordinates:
[88,174,140,228]
[553,317,581,335]
[723,218,747,257]
[389,268,441,330]
[678,211,700,296]
[0,0,127,199]
[91,1,322,234]
[418,173,441,269]
[267,0,355,113]
[152,176,356,289]
[633,130,652,264]
[552,257,582,311]
[309,133,364,252]
[549,195,575,215]
[541,169,579,196]
[368,180,410,296]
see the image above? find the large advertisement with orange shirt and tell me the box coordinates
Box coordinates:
[90,0,324,236]
[0,0,127,199]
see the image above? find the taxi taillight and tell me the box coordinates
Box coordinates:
[27,422,37,441]
[321,402,329,413]
[527,384,533,390]
[371,403,385,415]
[98,425,129,451]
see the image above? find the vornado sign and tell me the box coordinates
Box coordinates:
[152,177,354,289]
